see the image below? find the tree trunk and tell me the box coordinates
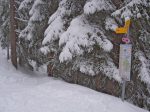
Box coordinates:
[10,0,17,68]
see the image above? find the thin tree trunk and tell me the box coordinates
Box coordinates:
[10,0,17,68]
[7,37,9,60]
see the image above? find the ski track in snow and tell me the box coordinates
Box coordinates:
[0,48,148,112]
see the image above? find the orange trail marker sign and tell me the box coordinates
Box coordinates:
[115,19,131,34]
[115,27,127,34]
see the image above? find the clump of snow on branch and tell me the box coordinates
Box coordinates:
[105,17,118,31]
[18,0,34,10]
[19,0,47,40]
[0,28,4,40]
[41,0,70,54]
[29,0,46,22]
[19,22,34,40]
[100,60,121,82]
[75,58,121,82]
[59,15,113,62]
[112,0,150,19]
[136,52,150,85]
[79,62,95,76]
[40,46,50,55]
[84,0,115,14]
[42,16,65,45]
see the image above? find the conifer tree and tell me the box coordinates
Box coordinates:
[18,0,58,70]
[41,0,150,109]
[0,0,149,110]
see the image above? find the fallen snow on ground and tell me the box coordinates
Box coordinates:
[0,47,148,112]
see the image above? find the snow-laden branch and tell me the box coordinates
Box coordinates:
[84,0,115,14]
[59,15,113,62]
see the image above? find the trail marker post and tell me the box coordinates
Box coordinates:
[115,18,132,101]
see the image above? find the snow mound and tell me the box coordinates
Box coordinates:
[0,47,148,112]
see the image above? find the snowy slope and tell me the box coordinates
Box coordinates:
[0,47,148,112]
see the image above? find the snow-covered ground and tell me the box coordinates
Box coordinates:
[0,47,148,112]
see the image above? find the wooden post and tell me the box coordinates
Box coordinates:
[10,0,17,68]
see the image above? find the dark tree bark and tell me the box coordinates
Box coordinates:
[111,0,124,8]
[10,0,17,68]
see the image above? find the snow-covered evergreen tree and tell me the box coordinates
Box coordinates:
[0,0,9,48]
[41,0,87,76]
[0,0,150,110]
[41,0,150,109]
[41,0,121,81]
[18,0,58,70]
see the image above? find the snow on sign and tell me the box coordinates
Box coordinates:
[119,44,132,81]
